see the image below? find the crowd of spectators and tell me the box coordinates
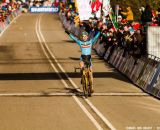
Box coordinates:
[0,1,21,23]
[60,2,160,60]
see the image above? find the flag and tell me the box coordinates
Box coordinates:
[102,0,110,16]
[74,15,80,26]
[109,7,118,29]
[74,0,78,13]
[91,0,102,13]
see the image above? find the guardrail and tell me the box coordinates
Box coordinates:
[59,12,160,99]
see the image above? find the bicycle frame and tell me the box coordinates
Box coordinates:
[81,62,92,97]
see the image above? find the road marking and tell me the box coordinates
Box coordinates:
[0,92,73,96]
[36,16,103,130]
[0,92,148,96]
[0,92,149,97]
[37,15,117,130]
[92,92,148,96]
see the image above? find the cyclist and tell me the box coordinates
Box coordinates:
[65,30,100,93]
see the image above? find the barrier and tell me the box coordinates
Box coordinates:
[125,56,135,78]
[115,49,124,69]
[122,56,132,74]
[104,46,112,60]
[97,43,106,57]
[129,58,145,83]
[158,90,160,98]
[118,56,127,73]
[136,60,159,90]
[109,47,118,64]
[95,41,104,56]
[112,47,123,66]
[145,64,160,97]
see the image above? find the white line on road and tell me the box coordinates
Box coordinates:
[36,15,104,130]
[37,15,117,130]
[0,92,149,97]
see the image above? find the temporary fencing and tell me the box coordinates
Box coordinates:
[115,49,124,69]
[94,38,160,99]
[145,63,160,98]
[104,46,112,61]
[130,58,145,83]
[136,59,158,89]
[59,12,160,99]
[95,43,106,57]
[108,46,117,64]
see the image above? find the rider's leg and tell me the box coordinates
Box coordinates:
[80,56,84,74]
[80,59,84,84]
[80,61,84,69]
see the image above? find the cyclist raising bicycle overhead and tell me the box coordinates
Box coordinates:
[65,30,100,93]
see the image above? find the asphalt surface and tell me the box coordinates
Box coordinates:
[0,13,159,130]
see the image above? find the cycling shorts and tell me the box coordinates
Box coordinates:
[80,55,92,67]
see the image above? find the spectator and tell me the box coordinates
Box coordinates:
[139,6,145,25]
[143,4,153,25]
[157,6,160,26]
[133,29,143,58]
[131,21,141,31]
[117,15,123,26]
[118,6,125,19]
[121,6,134,23]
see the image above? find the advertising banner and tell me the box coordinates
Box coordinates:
[30,7,59,13]
[118,57,127,73]
[130,59,145,83]
[104,46,112,60]
[136,61,158,89]
[146,64,160,96]
[109,47,118,64]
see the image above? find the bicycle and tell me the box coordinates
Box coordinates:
[81,59,93,97]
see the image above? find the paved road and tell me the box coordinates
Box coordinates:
[0,13,159,130]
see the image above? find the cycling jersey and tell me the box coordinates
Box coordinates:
[69,32,100,55]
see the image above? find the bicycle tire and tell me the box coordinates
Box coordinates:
[88,72,92,97]
[82,74,88,97]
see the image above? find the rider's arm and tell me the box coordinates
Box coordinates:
[69,34,81,45]
[90,32,100,45]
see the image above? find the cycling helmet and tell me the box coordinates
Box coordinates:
[80,31,88,40]
[81,31,88,36]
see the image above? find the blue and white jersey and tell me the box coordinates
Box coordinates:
[69,32,100,55]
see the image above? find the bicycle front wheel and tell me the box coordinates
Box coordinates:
[87,70,93,96]
[82,75,88,97]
